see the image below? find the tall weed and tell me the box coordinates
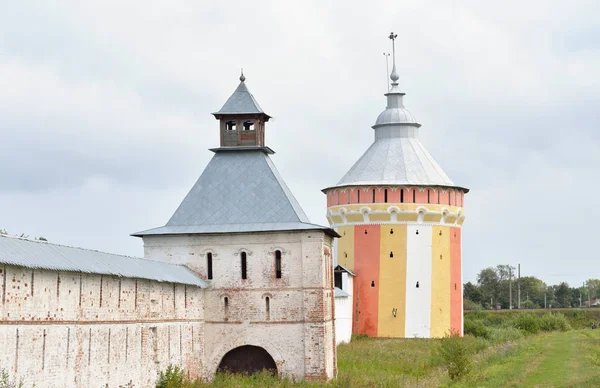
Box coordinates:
[539,313,571,332]
[439,330,475,381]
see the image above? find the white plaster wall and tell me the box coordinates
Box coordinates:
[334,295,352,344]
[0,264,205,388]
[405,225,432,338]
[143,230,337,381]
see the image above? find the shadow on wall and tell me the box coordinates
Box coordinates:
[217,345,277,376]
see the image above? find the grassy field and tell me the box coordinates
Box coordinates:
[152,310,600,387]
[455,329,600,387]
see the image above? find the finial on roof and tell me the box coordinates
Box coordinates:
[240,68,246,82]
[388,32,399,84]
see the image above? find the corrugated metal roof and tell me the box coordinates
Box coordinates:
[0,235,208,288]
[213,79,268,116]
[334,287,349,298]
[334,264,356,277]
[133,149,338,237]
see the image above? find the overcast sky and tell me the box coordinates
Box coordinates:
[1,1,599,287]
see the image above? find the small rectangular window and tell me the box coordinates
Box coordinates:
[241,252,247,280]
[400,189,404,203]
[427,190,430,203]
[384,189,388,203]
[372,189,376,203]
[413,190,416,203]
[357,190,361,203]
[275,250,282,279]
[207,253,213,280]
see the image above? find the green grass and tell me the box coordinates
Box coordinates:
[453,329,600,387]
[157,310,600,387]
[465,308,600,330]
[186,336,449,387]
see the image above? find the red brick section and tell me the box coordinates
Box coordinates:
[450,227,462,335]
[353,224,380,337]
[327,187,462,207]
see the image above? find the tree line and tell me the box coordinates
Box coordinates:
[464,265,600,310]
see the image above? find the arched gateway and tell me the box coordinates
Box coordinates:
[217,345,277,376]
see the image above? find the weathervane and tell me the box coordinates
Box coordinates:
[388,32,400,85]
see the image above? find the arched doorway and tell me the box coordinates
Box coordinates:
[217,345,277,376]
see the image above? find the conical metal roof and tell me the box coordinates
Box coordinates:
[325,66,467,192]
[213,75,269,116]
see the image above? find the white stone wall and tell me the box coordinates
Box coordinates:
[143,230,337,381]
[0,265,204,388]
[335,274,353,344]
[405,225,433,338]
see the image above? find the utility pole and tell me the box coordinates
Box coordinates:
[509,266,513,309]
[517,264,521,309]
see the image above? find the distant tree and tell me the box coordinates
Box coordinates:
[554,282,571,308]
[520,300,537,309]
[519,276,546,308]
[586,279,600,300]
[477,267,500,307]
[463,282,483,304]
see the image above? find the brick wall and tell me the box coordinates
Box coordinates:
[143,230,337,381]
[0,265,204,387]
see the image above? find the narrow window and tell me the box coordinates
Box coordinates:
[427,190,430,203]
[389,251,394,258]
[371,280,375,287]
[347,191,350,204]
[448,191,451,205]
[226,121,237,131]
[416,281,420,288]
[243,120,254,130]
[400,189,404,203]
[265,297,271,320]
[372,189,376,203]
[275,250,282,279]
[437,190,440,204]
[384,189,388,203]
[241,252,247,280]
[224,297,229,316]
[413,190,416,203]
[207,253,213,280]
[357,190,361,203]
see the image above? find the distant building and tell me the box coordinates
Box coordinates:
[323,38,468,338]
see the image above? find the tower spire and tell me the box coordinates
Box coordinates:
[240,68,246,82]
[388,32,399,85]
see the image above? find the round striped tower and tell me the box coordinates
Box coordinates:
[323,36,468,338]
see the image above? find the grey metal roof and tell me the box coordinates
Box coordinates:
[325,78,468,192]
[0,235,208,287]
[334,264,356,277]
[213,78,268,116]
[133,149,338,237]
[334,287,350,298]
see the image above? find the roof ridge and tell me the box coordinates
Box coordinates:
[0,234,193,268]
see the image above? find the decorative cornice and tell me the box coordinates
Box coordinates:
[326,204,465,227]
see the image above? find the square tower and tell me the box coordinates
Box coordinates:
[133,73,339,381]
